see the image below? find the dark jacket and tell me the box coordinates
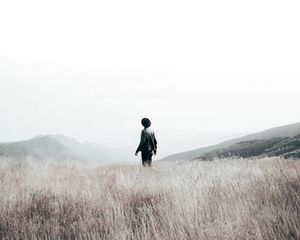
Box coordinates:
[136,128,157,153]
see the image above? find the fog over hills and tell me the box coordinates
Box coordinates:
[163,122,300,161]
[0,135,134,163]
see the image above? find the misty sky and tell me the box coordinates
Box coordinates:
[0,0,300,156]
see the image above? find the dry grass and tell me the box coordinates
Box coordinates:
[0,157,299,240]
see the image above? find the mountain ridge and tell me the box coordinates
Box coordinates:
[0,134,134,163]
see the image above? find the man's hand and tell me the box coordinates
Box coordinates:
[135,152,138,156]
[153,150,157,155]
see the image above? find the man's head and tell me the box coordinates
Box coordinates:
[141,118,151,128]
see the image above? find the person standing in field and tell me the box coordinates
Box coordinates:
[135,118,157,166]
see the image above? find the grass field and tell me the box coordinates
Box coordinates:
[0,157,299,240]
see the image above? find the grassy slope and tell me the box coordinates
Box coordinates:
[0,157,299,240]
[163,121,300,161]
[199,135,300,160]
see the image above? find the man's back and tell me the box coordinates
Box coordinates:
[137,128,157,152]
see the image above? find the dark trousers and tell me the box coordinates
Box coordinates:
[141,151,153,166]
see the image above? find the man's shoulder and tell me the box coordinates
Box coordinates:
[143,128,154,134]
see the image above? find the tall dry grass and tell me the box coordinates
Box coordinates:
[0,157,299,240]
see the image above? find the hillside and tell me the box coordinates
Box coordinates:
[163,122,300,161]
[199,135,300,160]
[0,135,133,163]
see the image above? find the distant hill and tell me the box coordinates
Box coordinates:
[162,122,300,161]
[200,135,300,160]
[0,135,134,163]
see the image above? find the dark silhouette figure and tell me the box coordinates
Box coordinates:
[135,118,157,166]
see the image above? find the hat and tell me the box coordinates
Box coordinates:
[141,118,151,128]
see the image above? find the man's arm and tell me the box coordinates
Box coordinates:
[153,133,157,155]
[135,131,146,154]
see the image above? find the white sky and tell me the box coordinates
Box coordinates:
[0,0,300,155]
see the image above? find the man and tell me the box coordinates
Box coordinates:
[135,118,157,166]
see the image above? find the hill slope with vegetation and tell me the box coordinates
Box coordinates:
[163,122,300,161]
[199,135,300,160]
